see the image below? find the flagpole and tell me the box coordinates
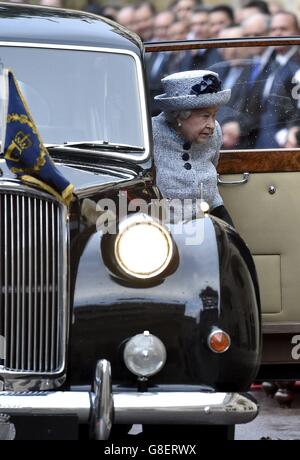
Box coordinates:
[0,66,8,153]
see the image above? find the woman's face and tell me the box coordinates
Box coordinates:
[178,107,218,143]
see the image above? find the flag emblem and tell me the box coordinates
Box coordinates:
[2,69,74,206]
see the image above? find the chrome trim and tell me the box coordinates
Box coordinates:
[0,360,257,438]
[217,172,250,185]
[207,329,231,354]
[145,36,300,53]
[0,41,150,163]
[0,182,69,390]
[113,392,257,425]
[57,162,135,179]
[0,391,91,423]
[92,360,113,440]
[0,389,257,429]
[0,359,114,440]
[268,185,276,195]
[75,178,133,201]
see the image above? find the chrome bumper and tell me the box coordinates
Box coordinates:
[0,360,258,440]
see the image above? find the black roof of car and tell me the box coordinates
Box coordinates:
[0,2,142,54]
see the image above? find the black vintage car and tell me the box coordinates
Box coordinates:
[0,3,261,440]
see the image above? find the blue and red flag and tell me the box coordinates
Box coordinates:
[2,69,74,206]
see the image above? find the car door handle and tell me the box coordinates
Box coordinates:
[217,172,250,185]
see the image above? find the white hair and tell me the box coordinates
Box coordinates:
[165,110,192,125]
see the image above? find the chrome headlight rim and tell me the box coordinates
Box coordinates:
[114,213,174,280]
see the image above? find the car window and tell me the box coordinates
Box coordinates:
[0,46,144,148]
[147,42,300,150]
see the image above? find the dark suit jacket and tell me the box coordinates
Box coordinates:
[231,48,300,148]
[179,48,223,73]
[146,52,173,116]
[255,52,300,148]
[212,59,262,148]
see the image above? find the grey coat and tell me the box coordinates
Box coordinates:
[152,112,223,210]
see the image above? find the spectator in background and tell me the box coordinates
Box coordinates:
[102,5,119,21]
[135,1,156,42]
[84,4,103,16]
[219,13,272,149]
[152,10,175,41]
[209,5,235,38]
[166,21,190,74]
[188,5,210,40]
[268,1,282,16]
[83,1,118,19]
[242,13,271,57]
[117,5,137,32]
[168,20,189,41]
[148,15,189,116]
[147,10,176,115]
[223,10,300,149]
[254,10,300,148]
[179,6,223,71]
[242,12,271,39]
[237,0,270,23]
[213,26,244,87]
[172,0,196,22]
[284,124,300,148]
[212,26,254,149]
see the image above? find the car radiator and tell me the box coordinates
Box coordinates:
[0,187,68,382]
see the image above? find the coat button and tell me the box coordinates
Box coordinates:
[182,153,189,161]
[183,142,191,150]
[184,162,192,170]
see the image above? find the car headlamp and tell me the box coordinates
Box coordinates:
[114,214,173,279]
[123,331,167,378]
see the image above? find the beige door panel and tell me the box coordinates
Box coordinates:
[219,172,300,323]
[254,255,281,314]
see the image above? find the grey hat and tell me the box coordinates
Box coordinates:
[155,69,231,111]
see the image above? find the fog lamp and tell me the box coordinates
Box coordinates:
[207,328,231,353]
[123,331,167,377]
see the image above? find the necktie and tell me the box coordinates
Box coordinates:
[262,58,281,100]
[248,62,261,88]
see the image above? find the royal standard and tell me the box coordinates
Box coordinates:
[3,69,74,206]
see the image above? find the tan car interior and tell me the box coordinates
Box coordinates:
[219,171,300,326]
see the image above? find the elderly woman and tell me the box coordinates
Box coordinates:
[152,69,234,226]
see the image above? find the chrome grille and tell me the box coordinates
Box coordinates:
[0,187,67,376]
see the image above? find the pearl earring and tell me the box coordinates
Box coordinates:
[178,121,182,127]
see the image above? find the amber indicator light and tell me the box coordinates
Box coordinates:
[208,330,231,353]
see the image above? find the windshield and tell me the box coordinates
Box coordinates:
[0,46,145,148]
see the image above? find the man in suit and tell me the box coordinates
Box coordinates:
[179,6,223,72]
[146,10,177,116]
[225,11,300,149]
[211,25,252,149]
[209,4,235,38]
[214,13,272,148]
[217,12,276,149]
[254,11,300,148]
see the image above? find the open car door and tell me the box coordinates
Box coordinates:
[145,36,300,381]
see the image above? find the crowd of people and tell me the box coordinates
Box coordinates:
[12,0,300,150]
[108,0,300,151]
